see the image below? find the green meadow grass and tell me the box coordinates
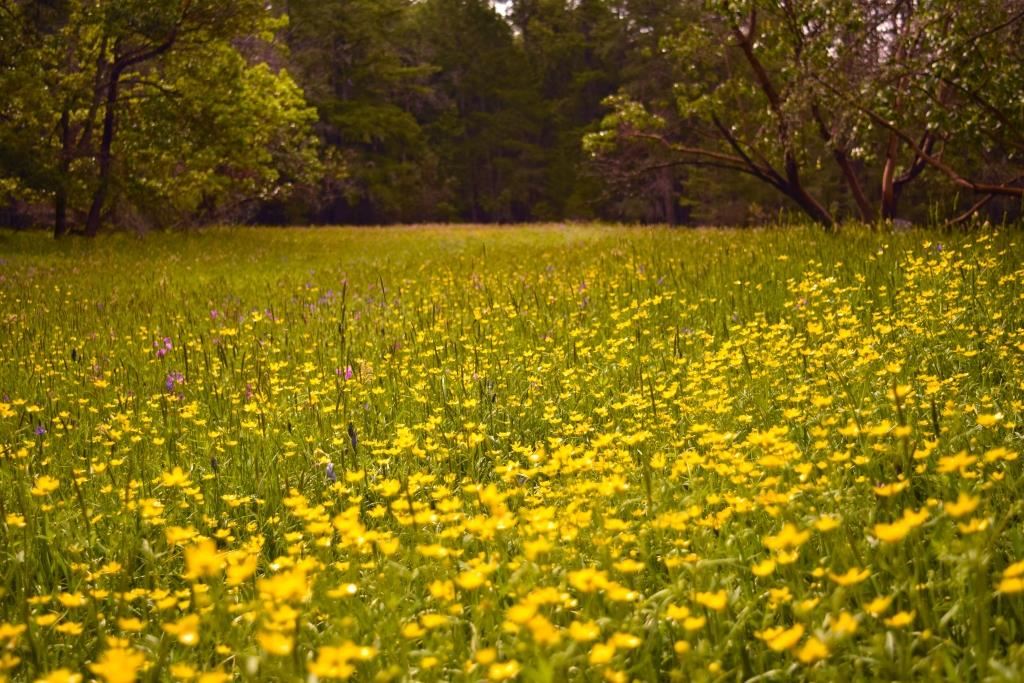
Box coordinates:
[1,224,1023,682]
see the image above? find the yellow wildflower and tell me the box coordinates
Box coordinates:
[89,646,147,683]
[31,475,60,497]
[162,614,200,646]
[694,590,728,611]
[884,611,915,628]
[758,624,805,651]
[944,493,980,518]
[828,567,870,587]
[796,636,829,664]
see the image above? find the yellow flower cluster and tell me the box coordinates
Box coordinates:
[0,226,1022,681]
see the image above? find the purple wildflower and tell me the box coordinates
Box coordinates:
[154,337,173,358]
[165,371,184,392]
[326,462,337,483]
[34,425,46,436]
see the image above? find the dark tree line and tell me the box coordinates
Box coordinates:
[1,0,1022,233]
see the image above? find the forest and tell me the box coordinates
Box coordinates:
[1,0,1022,232]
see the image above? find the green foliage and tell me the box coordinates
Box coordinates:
[1,0,1022,229]
[0,0,319,233]
[417,0,549,221]
[586,0,1024,226]
[114,44,319,225]
[284,0,440,223]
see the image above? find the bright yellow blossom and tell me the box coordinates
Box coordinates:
[694,590,728,612]
[88,646,147,683]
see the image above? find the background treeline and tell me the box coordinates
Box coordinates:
[1,0,1022,234]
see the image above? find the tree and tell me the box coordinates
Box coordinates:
[414,0,548,222]
[0,0,319,236]
[586,0,1024,228]
[506,0,625,219]
[4,0,1020,230]
[577,0,709,224]
[284,0,440,224]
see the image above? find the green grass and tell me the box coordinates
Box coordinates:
[1,224,1023,682]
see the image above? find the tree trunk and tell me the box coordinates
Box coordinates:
[84,67,121,237]
[880,132,900,220]
[730,14,834,231]
[810,105,873,221]
[779,156,834,230]
[834,150,873,222]
[660,167,677,226]
[54,107,72,238]
[54,190,68,238]
[784,183,835,230]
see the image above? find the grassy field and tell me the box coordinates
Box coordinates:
[1,224,1023,682]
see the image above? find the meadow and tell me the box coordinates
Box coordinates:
[1,224,1023,682]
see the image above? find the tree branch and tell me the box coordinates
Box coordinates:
[819,77,1024,198]
[810,104,873,220]
[709,114,786,190]
[943,193,996,228]
[620,129,772,177]
[873,112,1023,196]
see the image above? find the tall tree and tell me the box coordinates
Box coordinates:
[285,0,439,224]
[0,0,318,236]
[581,0,708,224]
[414,0,548,222]
[507,0,623,219]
